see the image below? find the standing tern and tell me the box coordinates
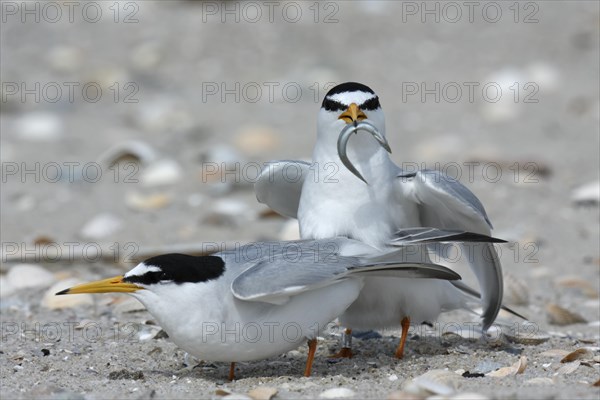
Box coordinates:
[55,232,491,379]
[255,82,505,358]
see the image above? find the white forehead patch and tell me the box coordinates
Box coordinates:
[125,263,161,278]
[327,91,377,106]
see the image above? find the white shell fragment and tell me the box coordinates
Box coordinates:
[571,181,600,206]
[15,112,63,142]
[97,140,158,167]
[487,356,527,377]
[125,192,171,211]
[404,369,461,396]
[247,386,278,400]
[554,361,580,375]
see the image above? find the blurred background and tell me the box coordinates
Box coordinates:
[1,1,599,317]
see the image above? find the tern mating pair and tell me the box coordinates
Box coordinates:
[58,82,511,379]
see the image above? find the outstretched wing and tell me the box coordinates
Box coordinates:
[231,238,460,305]
[254,160,310,218]
[397,169,503,331]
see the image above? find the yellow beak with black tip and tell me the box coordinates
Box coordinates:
[338,103,367,124]
[55,275,144,295]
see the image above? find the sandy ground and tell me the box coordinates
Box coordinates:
[1,1,599,399]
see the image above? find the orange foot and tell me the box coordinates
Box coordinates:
[329,347,353,359]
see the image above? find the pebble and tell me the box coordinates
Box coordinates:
[386,392,425,400]
[319,388,356,399]
[15,112,63,142]
[125,192,171,211]
[141,159,183,186]
[203,199,253,227]
[571,181,600,206]
[79,213,123,240]
[234,126,280,156]
[6,264,55,290]
[524,377,555,385]
[41,279,94,309]
[47,45,83,73]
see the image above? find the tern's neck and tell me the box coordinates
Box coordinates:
[312,133,395,183]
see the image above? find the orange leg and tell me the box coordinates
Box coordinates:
[329,328,354,358]
[395,317,411,359]
[228,362,235,381]
[304,338,318,377]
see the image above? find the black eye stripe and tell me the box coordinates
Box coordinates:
[322,98,347,112]
[322,96,381,112]
[359,96,381,111]
[123,254,225,285]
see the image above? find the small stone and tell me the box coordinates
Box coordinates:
[47,46,83,73]
[7,264,55,290]
[234,126,280,156]
[108,369,144,380]
[15,112,63,142]
[319,388,356,399]
[79,213,122,240]
[141,159,183,186]
[42,279,94,309]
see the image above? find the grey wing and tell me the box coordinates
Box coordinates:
[398,169,503,331]
[231,238,461,305]
[254,160,309,218]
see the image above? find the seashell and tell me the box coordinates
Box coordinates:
[97,140,158,167]
[554,361,580,375]
[79,213,122,240]
[487,356,527,377]
[125,192,171,211]
[571,181,600,206]
[216,389,231,396]
[503,323,550,345]
[524,377,555,385]
[593,379,600,387]
[7,264,55,290]
[141,159,183,186]
[112,296,146,313]
[223,395,253,400]
[404,369,462,396]
[319,388,356,399]
[561,348,594,363]
[539,349,570,358]
[41,279,94,309]
[502,272,530,306]
[555,276,599,298]
[247,386,278,400]
[546,304,587,326]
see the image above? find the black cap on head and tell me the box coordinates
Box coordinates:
[325,82,375,98]
[124,254,225,285]
[322,82,380,112]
